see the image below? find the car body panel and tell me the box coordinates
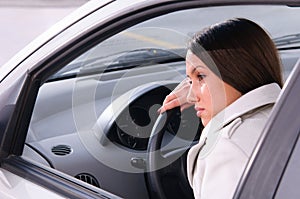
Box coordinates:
[0,0,300,198]
[0,168,65,199]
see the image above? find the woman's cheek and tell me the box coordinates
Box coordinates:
[204,84,222,118]
[200,84,211,105]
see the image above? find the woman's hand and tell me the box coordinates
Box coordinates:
[158,79,193,113]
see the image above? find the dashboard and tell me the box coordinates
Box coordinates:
[24,63,189,199]
[22,48,299,199]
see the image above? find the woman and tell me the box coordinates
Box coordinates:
[159,18,283,199]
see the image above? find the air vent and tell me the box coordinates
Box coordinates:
[51,145,72,156]
[75,173,100,187]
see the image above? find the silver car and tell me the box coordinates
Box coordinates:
[0,0,299,198]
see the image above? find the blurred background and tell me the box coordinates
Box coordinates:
[0,0,89,67]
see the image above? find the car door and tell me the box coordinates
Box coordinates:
[1,0,300,199]
[0,168,67,199]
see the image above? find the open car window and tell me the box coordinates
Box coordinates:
[22,4,300,199]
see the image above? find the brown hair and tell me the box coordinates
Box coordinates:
[188,18,283,94]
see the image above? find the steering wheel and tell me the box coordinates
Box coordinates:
[147,106,202,199]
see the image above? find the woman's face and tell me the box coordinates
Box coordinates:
[186,51,241,126]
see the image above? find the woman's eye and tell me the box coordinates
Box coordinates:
[197,74,206,81]
[186,74,205,85]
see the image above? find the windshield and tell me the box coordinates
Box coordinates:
[50,5,300,80]
[49,48,186,80]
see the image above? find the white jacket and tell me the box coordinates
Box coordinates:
[187,83,281,199]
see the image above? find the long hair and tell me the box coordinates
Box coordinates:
[188,18,283,94]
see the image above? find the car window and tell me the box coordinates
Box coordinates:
[275,132,300,199]
[22,5,300,199]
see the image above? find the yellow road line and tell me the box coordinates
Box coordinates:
[122,32,181,49]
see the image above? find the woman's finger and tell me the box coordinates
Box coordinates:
[180,103,193,112]
[158,98,181,113]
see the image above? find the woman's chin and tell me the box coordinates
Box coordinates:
[200,117,210,127]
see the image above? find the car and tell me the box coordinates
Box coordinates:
[0,0,300,198]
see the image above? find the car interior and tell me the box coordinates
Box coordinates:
[21,4,300,199]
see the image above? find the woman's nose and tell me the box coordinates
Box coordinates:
[187,83,199,103]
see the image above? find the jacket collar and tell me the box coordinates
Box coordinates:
[203,83,281,134]
[187,83,281,187]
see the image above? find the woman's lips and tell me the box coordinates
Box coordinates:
[195,107,205,117]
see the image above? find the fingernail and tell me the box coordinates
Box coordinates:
[158,107,165,114]
[157,107,161,114]
[158,107,166,114]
